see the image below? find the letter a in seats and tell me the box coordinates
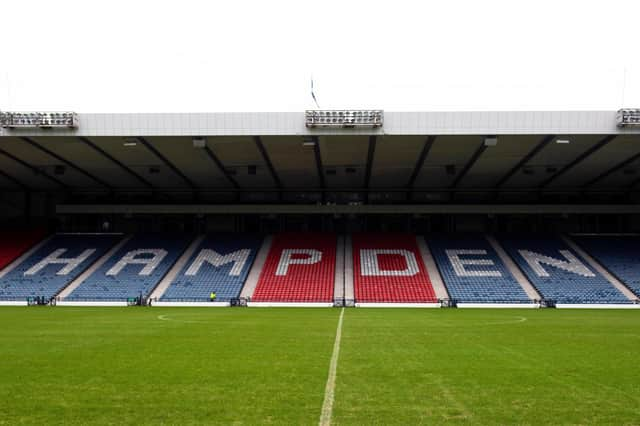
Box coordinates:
[106,249,168,276]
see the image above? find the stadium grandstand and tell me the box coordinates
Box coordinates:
[1,109,640,309]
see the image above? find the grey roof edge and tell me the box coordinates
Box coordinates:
[1,111,639,137]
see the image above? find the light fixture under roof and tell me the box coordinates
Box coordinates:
[192,136,206,148]
[302,136,316,147]
[556,139,570,144]
[484,136,498,146]
[123,138,137,147]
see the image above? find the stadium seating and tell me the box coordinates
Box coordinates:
[161,234,262,302]
[252,233,336,302]
[0,229,47,272]
[498,235,630,304]
[0,234,122,300]
[352,233,437,303]
[427,234,531,303]
[572,235,640,298]
[67,234,193,301]
[4,231,636,305]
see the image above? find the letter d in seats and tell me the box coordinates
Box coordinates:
[360,249,419,276]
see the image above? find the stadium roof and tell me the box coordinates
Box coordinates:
[1,111,640,210]
[1,111,639,137]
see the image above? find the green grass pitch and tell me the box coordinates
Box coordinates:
[0,307,639,425]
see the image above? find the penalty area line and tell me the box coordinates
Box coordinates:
[319,307,345,426]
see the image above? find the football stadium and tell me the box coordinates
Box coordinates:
[1,109,640,424]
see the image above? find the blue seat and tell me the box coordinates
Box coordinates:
[161,234,262,302]
[498,235,630,304]
[427,234,530,303]
[0,234,122,300]
[572,235,640,299]
[67,234,193,301]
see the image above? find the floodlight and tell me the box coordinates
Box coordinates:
[617,109,640,127]
[305,110,383,128]
[0,111,78,128]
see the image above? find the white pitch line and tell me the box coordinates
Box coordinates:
[156,314,206,324]
[476,316,528,326]
[319,307,345,426]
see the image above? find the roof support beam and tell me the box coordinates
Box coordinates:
[20,137,112,189]
[363,136,377,202]
[0,147,68,188]
[202,145,240,189]
[406,135,436,201]
[310,137,326,202]
[136,137,197,190]
[253,136,282,188]
[450,139,487,188]
[539,135,616,188]
[364,136,377,188]
[78,137,154,189]
[0,169,29,190]
[407,136,436,188]
[494,135,555,188]
[582,150,640,189]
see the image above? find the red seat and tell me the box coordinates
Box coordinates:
[0,229,47,271]
[352,233,437,303]
[252,233,336,302]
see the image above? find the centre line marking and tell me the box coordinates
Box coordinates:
[319,307,345,426]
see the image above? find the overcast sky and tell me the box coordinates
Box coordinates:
[1,0,639,112]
